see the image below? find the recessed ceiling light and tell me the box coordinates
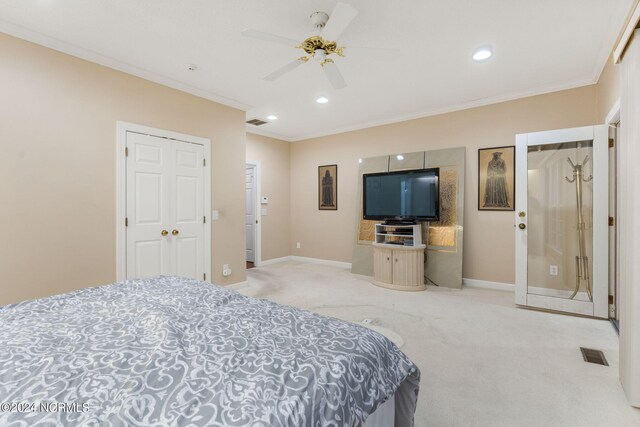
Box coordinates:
[472,47,493,62]
[267,115,278,121]
[316,96,329,104]
[396,155,404,160]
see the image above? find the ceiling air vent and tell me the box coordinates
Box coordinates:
[246,118,268,126]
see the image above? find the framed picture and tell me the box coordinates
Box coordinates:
[318,164,338,210]
[478,146,515,211]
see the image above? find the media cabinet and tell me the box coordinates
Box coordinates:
[372,223,426,291]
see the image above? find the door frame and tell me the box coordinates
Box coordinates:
[515,125,609,318]
[246,160,262,266]
[606,99,621,326]
[116,121,211,282]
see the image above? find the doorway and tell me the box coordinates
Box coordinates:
[607,101,621,330]
[245,161,261,269]
[609,123,620,329]
[515,125,609,318]
[116,122,211,282]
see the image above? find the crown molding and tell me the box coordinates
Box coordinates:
[613,1,640,63]
[290,77,598,142]
[245,126,294,142]
[1,15,617,144]
[0,20,252,112]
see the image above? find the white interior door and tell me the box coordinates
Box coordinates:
[515,125,609,318]
[126,131,205,280]
[126,133,172,278]
[172,142,204,279]
[245,165,256,263]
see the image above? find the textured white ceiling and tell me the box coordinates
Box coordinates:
[0,0,633,141]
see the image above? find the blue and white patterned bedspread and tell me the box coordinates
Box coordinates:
[0,276,419,426]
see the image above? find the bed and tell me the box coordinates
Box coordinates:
[0,276,419,426]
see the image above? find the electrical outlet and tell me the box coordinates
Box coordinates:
[222,264,232,277]
[296,242,301,249]
[550,265,558,276]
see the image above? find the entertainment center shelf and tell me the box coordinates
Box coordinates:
[374,223,423,247]
[372,223,426,291]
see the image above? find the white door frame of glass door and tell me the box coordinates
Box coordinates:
[515,125,609,318]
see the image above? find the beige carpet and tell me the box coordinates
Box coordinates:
[238,260,640,427]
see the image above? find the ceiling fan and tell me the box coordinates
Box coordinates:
[242,3,399,90]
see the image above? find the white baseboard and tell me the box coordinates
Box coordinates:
[463,278,515,292]
[256,255,352,269]
[462,279,590,300]
[290,256,352,269]
[258,256,293,266]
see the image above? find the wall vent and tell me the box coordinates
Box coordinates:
[246,118,268,126]
[580,347,609,366]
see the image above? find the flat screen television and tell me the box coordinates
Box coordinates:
[363,168,439,221]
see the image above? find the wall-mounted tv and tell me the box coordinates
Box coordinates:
[363,168,439,221]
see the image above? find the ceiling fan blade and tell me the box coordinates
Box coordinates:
[322,61,347,90]
[263,58,306,81]
[321,3,358,42]
[344,46,401,61]
[241,29,299,48]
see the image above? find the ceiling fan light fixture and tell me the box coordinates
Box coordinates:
[245,3,399,92]
[472,46,493,62]
[315,49,327,61]
[316,96,329,104]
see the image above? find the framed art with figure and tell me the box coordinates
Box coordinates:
[478,146,515,211]
[318,164,338,210]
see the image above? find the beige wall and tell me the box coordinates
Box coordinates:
[246,133,291,261]
[597,56,621,120]
[290,86,598,284]
[2,29,616,303]
[0,33,246,306]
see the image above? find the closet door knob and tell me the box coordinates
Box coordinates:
[172,229,180,236]
[518,223,526,230]
[161,230,168,236]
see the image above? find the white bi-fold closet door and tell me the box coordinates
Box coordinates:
[126,132,205,280]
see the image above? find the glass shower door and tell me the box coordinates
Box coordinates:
[515,126,609,318]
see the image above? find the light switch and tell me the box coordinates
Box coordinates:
[211,210,219,221]
[261,208,268,216]
[261,196,269,204]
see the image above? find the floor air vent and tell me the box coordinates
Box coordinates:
[246,118,268,126]
[580,347,609,366]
